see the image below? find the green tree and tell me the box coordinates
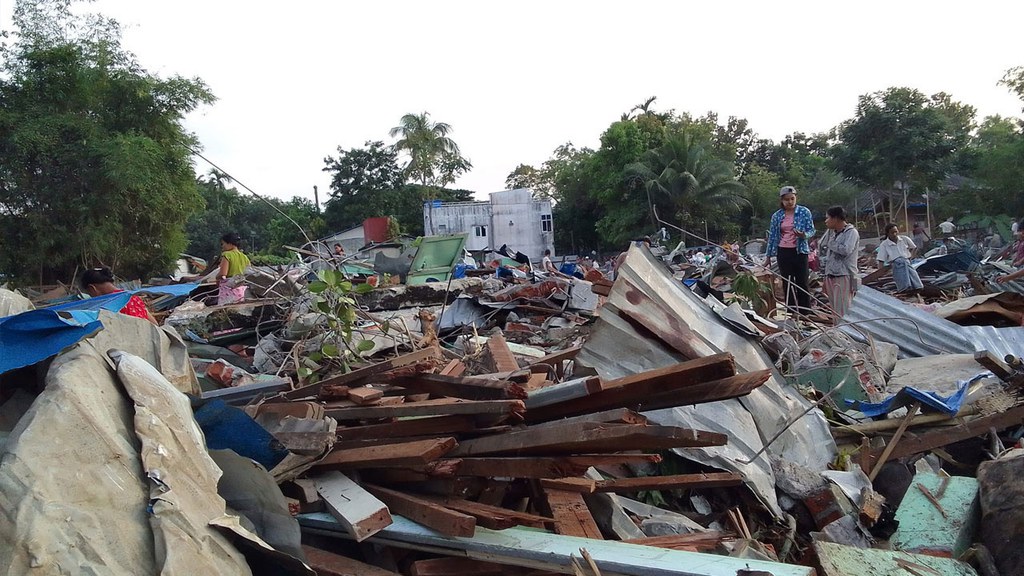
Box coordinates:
[389,111,472,234]
[322,140,405,232]
[623,133,745,243]
[0,0,214,282]
[832,87,975,191]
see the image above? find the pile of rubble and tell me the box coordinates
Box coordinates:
[2,238,1023,576]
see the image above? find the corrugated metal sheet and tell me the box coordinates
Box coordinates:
[843,286,974,357]
[961,325,1024,361]
[577,244,837,519]
[844,286,1024,359]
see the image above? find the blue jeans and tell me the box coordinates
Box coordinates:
[892,257,923,291]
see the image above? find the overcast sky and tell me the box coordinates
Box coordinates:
[3,1,1023,203]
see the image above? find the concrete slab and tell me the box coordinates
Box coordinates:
[815,541,978,576]
[891,472,979,558]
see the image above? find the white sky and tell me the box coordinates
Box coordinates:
[3,1,1023,203]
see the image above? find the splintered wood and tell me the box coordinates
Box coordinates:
[282,345,761,554]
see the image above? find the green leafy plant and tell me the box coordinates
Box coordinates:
[729,272,770,311]
[304,269,377,378]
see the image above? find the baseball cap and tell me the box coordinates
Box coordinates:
[779,186,797,197]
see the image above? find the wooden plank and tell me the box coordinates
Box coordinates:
[524,376,604,409]
[869,403,1024,464]
[279,347,439,400]
[540,477,597,493]
[487,333,521,373]
[336,415,481,442]
[301,544,401,576]
[527,371,767,422]
[869,403,920,481]
[297,513,817,576]
[428,454,662,479]
[326,398,525,420]
[450,422,726,457]
[974,349,1018,383]
[529,408,648,428]
[410,557,505,576]
[313,437,457,471]
[529,345,582,369]
[541,488,603,539]
[621,532,731,552]
[363,483,476,537]
[542,472,744,493]
[348,386,384,405]
[391,373,527,401]
[524,354,737,422]
[312,471,392,542]
[430,497,552,530]
[439,358,467,377]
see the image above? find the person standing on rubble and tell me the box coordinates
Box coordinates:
[217,232,251,305]
[818,206,861,318]
[80,268,158,325]
[765,186,816,315]
[877,223,923,292]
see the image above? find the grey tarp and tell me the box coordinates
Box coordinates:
[0,311,309,575]
[577,245,836,518]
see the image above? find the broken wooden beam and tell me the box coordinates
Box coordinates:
[390,373,527,401]
[325,398,525,420]
[301,544,401,575]
[524,354,740,422]
[428,496,552,530]
[335,415,481,442]
[348,386,384,405]
[312,471,392,542]
[868,404,1024,464]
[450,422,726,457]
[279,347,440,400]
[622,532,732,552]
[363,483,476,538]
[409,557,505,576]
[313,437,457,471]
[541,472,744,494]
[425,454,663,479]
[540,487,603,539]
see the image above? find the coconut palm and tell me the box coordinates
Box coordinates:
[624,133,745,234]
[389,112,472,234]
[388,112,471,189]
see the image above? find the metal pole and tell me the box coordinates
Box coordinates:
[903,185,910,234]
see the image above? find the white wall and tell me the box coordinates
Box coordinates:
[426,190,554,262]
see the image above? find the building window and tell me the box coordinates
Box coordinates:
[473,225,487,237]
[541,214,552,232]
[437,224,448,234]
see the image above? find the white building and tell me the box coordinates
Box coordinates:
[425,189,554,261]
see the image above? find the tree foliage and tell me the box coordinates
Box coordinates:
[832,87,975,190]
[389,112,472,190]
[185,171,324,263]
[0,0,214,282]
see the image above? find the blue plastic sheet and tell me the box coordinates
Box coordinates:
[132,283,199,298]
[847,372,991,417]
[0,308,108,374]
[193,399,288,470]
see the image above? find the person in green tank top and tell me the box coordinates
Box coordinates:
[217,232,251,304]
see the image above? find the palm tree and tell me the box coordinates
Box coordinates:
[389,112,472,234]
[389,112,470,189]
[625,133,745,239]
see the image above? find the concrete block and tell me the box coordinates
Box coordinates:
[891,472,979,558]
[815,541,978,576]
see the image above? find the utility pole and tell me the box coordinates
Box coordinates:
[313,185,320,215]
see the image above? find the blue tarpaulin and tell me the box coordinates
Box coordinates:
[193,399,288,470]
[132,283,199,298]
[847,372,991,417]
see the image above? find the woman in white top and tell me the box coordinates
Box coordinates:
[877,223,923,292]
